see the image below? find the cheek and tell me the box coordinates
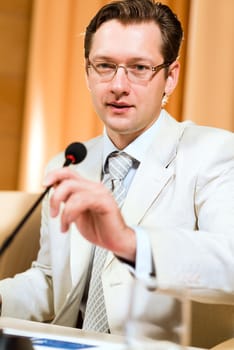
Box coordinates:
[88,79,105,99]
[87,77,99,96]
[88,81,100,100]
[89,85,105,114]
[139,86,164,111]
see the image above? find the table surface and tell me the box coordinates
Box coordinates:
[0,316,204,350]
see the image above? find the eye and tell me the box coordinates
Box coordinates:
[95,62,116,71]
[130,64,150,72]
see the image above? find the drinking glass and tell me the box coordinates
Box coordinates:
[125,276,191,350]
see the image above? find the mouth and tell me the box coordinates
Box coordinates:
[106,102,134,111]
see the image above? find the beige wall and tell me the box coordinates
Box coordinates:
[0,0,32,190]
[183,0,234,130]
[0,0,233,191]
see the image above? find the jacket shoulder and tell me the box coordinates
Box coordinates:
[45,135,103,173]
[182,123,234,148]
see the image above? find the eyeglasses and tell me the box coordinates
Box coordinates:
[87,59,172,83]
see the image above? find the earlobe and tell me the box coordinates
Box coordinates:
[165,60,180,96]
[86,78,91,91]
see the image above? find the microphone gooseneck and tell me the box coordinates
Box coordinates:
[0,142,87,255]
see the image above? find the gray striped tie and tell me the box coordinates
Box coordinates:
[82,151,133,333]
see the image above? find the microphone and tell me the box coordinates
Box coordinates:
[0,142,87,255]
[63,142,87,166]
[0,331,33,350]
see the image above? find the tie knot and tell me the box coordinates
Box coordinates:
[107,151,133,181]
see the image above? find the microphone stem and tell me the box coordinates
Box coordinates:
[0,186,51,256]
[0,145,86,256]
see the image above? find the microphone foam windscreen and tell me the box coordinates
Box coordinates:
[65,142,87,164]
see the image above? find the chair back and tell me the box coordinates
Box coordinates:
[0,191,41,278]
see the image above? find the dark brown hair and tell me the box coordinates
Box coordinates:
[84,0,183,64]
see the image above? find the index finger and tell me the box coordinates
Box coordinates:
[43,167,80,188]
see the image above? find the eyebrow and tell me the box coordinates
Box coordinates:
[91,55,155,64]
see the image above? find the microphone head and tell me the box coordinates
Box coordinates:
[64,142,87,165]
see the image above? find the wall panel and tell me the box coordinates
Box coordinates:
[0,0,32,189]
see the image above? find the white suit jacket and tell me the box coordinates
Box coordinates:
[1,111,234,334]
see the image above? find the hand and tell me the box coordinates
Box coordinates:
[44,168,136,261]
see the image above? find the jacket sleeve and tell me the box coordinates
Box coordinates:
[146,130,234,304]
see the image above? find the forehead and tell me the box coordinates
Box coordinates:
[89,19,163,61]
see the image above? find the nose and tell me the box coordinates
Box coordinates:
[109,66,130,96]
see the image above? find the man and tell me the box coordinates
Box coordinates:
[0,0,234,336]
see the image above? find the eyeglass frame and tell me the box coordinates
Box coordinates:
[86,58,172,83]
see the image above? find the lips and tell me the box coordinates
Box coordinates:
[106,102,133,109]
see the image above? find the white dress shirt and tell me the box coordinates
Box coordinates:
[102,109,166,278]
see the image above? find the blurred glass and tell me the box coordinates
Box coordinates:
[125,277,191,350]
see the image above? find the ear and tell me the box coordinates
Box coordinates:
[164,60,180,96]
[85,74,91,91]
[84,58,91,91]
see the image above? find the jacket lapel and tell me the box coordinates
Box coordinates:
[123,113,186,224]
[105,112,190,268]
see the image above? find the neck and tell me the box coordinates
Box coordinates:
[107,128,149,150]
